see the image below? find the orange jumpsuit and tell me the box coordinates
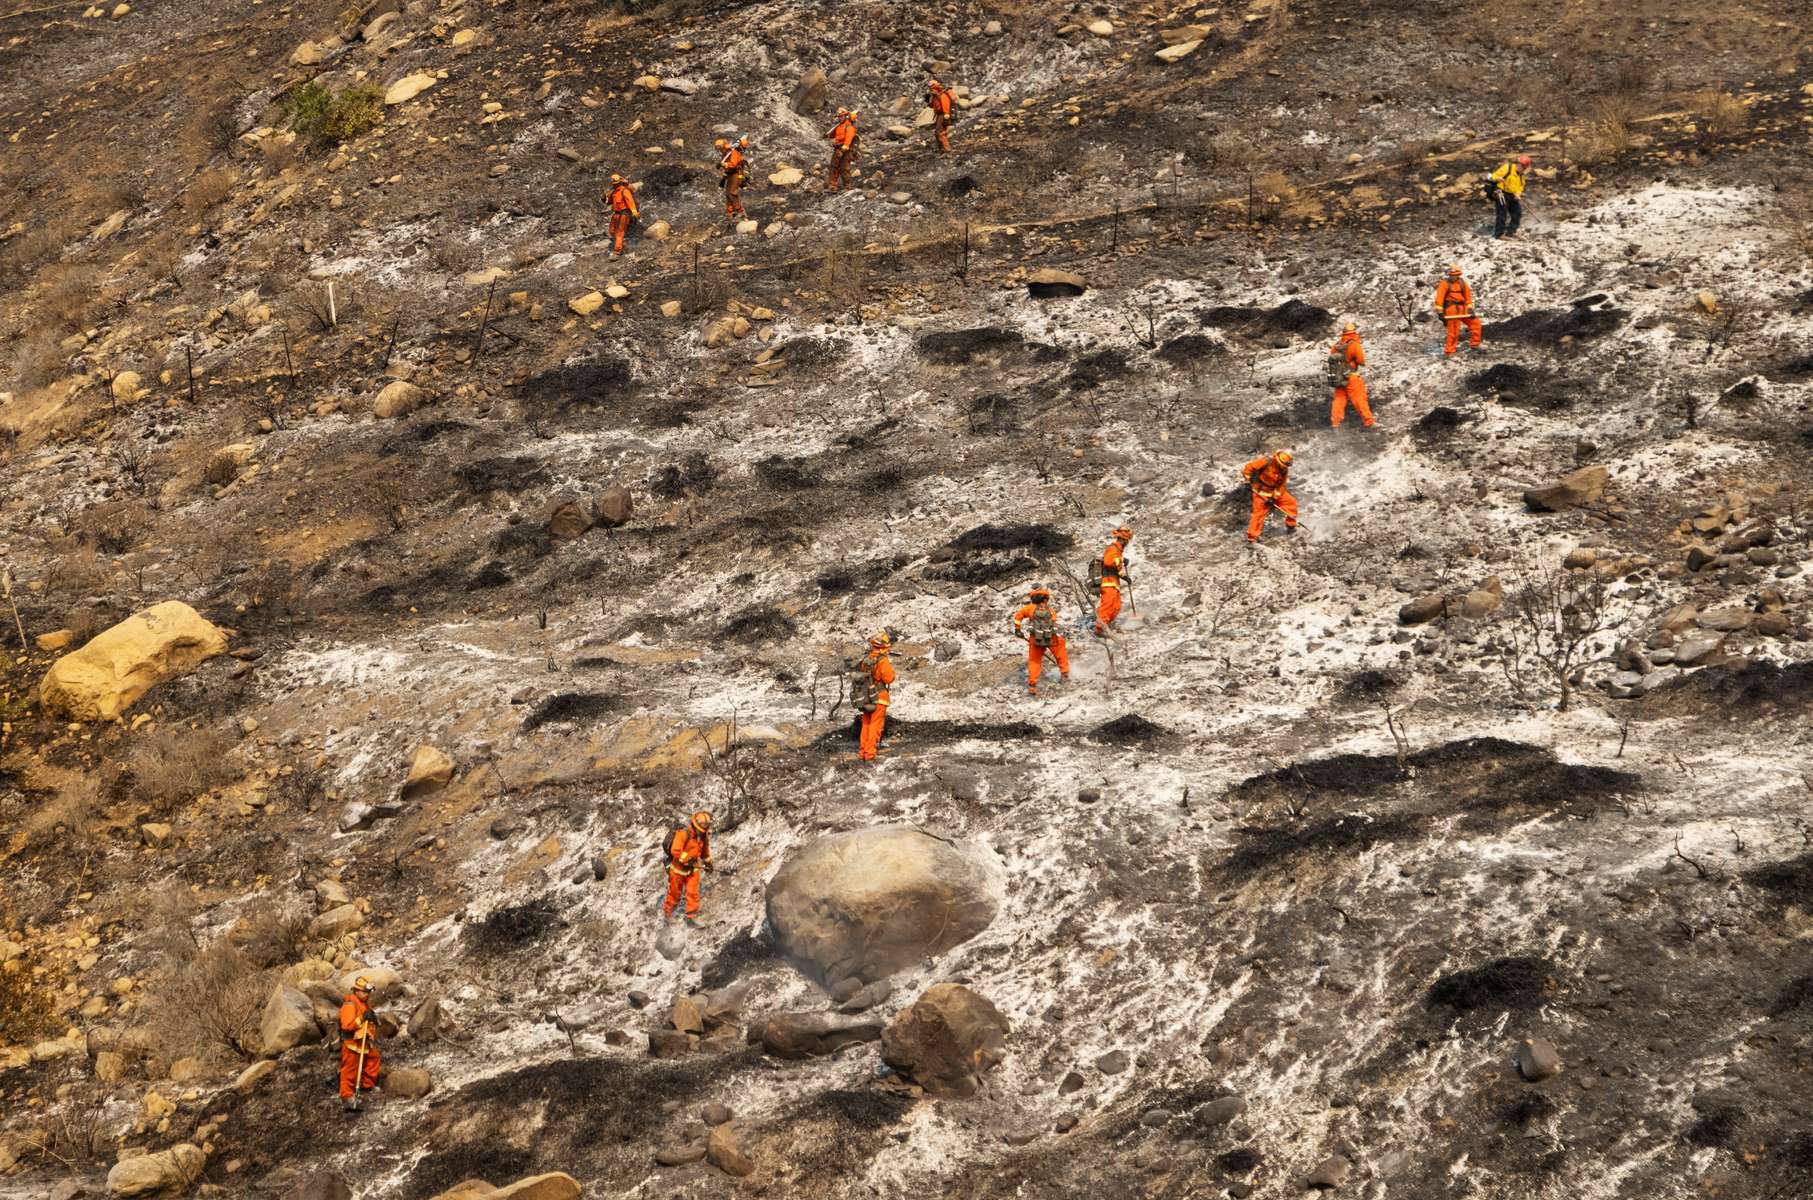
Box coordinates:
[1094,541,1130,635]
[1013,601,1070,694]
[337,993,380,1100]
[857,647,894,760]
[1329,331,1372,428]
[1243,455,1298,541]
[720,146,747,218]
[826,117,858,192]
[1435,276,1482,355]
[608,182,639,255]
[927,85,954,152]
[662,825,712,920]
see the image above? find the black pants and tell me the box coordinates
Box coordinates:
[1493,193,1522,238]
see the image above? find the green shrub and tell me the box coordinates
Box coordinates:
[281,82,382,145]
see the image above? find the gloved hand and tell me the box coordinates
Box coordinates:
[703,860,716,873]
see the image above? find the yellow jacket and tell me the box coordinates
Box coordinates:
[1488,162,1525,197]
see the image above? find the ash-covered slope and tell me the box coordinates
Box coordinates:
[1,1,1812,1198]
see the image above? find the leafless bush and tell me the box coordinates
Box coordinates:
[0,960,58,1043]
[41,534,112,599]
[124,724,239,816]
[10,329,65,393]
[21,775,103,849]
[259,134,300,174]
[1250,170,1294,224]
[37,263,102,330]
[699,711,779,832]
[820,235,866,308]
[228,897,311,969]
[1488,564,1632,711]
[72,499,148,556]
[146,939,271,1061]
[1692,91,1747,140]
[142,889,202,965]
[0,211,84,280]
[181,168,237,217]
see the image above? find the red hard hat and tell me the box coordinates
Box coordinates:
[1518,155,1532,166]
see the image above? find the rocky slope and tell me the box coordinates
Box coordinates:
[2,1,1812,1198]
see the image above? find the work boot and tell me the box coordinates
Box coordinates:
[342,1098,358,1113]
[1285,524,1298,534]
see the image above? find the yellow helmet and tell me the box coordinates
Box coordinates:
[1275,450,1293,467]
[714,138,730,150]
[353,975,373,993]
[1448,263,1463,277]
[611,173,625,183]
[1342,321,1357,334]
[869,629,891,649]
[691,811,711,833]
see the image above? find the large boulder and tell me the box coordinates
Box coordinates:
[259,985,321,1056]
[765,826,1005,988]
[593,485,634,528]
[372,380,423,419]
[402,745,455,797]
[106,1144,207,1196]
[760,1012,883,1059]
[39,602,228,721]
[382,1065,433,1099]
[490,1175,582,1200]
[1523,465,1608,512]
[789,67,827,114]
[881,983,1009,1098]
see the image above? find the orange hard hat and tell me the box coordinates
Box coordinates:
[928,77,941,87]
[869,629,891,649]
[1029,583,1051,599]
[1275,450,1294,466]
[714,138,729,150]
[1342,321,1357,333]
[1518,155,1531,166]
[691,811,711,832]
[1113,525,1133,541]
[1448,263,1463,276]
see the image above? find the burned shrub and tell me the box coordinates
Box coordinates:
[1202,298,1332,338]
[649,452,717,498]
[699,927,773,990]
[1157,334,1223,365]
[1224,813,1419,876]
[521,693,616,731]
[517,357,636,411]
[926,523,1074,585]
[1486,299,1626,345]
[916,327,1058,367]
[755,455,820,490]
[722,606,797,644]
[1089,714,1168,744]
[1415,406,1469,437]
[456,456,551,494]
[466,897,561,951]
[1427,955,1557,1012]
[1067,348,1132,392]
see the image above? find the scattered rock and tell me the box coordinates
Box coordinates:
[307,903,365,941]
[1095,1048,1130,1074]
[205,442,255,485]
[382,1066,433,1099]
[139,823,173,848]
[235,1060,277,1091]
[1673,634,1725,667]
[1523,465,1608,512]
[1516,1037,1562,1081]
[94,1049,126,1081]
[373,380,424,419]
[706,1123,756,1177]
[1398,594,1445,625]
[384,72,439,106]
[291,40,332,66]
[402,745,455,796]
[569,291,605,316]
[761,1012,883,1059]
[1086,18,1114,36]
[488,1175,582,1200]
[880,983,1010,1098]
[648,1030,694,1058]
[789,67,827,114]
[670,995,706,1035]
[1155,39,1202,62]
[1306,1154,1352,1190]
[1696,290,1719,314]
[106,1144,206,1197]
[545,495,594,540]
[283,1174,352,1200]
[765,826,1005,988]
[702,1102,733,1126]
[1563,547,1598,569]
[1201,1094,1246,1125]
[259,985,321,1056]
[769,166,805,187]
[593,485,634,528]
[1026,268,1088,299]
[39,601,229,721]
[655,1141,707,1166]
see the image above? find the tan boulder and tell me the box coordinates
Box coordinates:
[384,72,439,106]
[106,1144,206,1196]
[489,1175,582,1200]
[403,745,455,796]
[39,602,228,721]
[205,442,256,485]
[373,380,423,419]
[569,291,605,316]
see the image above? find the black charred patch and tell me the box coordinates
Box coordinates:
[636,162,691,198]
[490,524,554,558]
[814,717,1040,750]
[649,452,717,498]
[1685,1102,1746,1148]
[1202,298,1332,337]
[1225,812,1419,875]
[1217,1148,1264,1174]
[1503,1092,1556,1128]
[699,927,773,990]
[1427,955,1558,1012]
[802,1087,913,1129]
[466,897,561,951]
[917,326,1027,366]
[1157,334,1223,364]
[968,392,1023,434]
[755,455,820,490]
[1415,405,1469,437]
[456,455,551,494]
[1771,975,1813,1017]
[927,523,1073,585]
[521,692,616,731]
[1339,668,1405,701]
[379,418,471,455]
[1067,348,1132,392]
[1465,362,1576,411]
[945,174,981,197]
[467,561,512,590]
[1770,352,1813,381]
[1639,659,1813,718]
[1486,300,1626,345]
[721,606,797,644]
[1088,714,1167,744]
[517,357,636,410]
[777,335,848,370]
[1746,853,1813,914]
[1256,391,1330,429]
[817,556,906,595]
